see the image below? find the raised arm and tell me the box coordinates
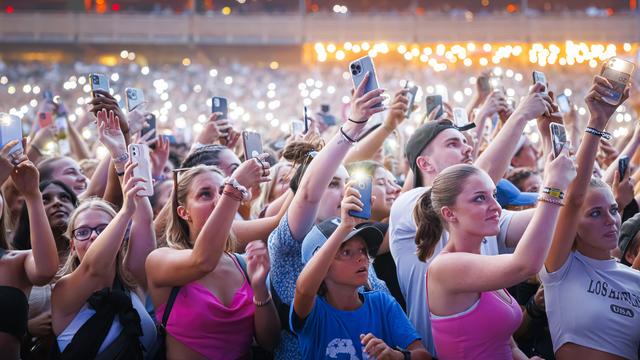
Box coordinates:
[12,158,59,285]
[145,157,268,288]
[545,75,629,272]
[232,190,293,251]
[124,190,156,289]
[603,121,640,185]
[476,83,552,183]
[288,73,385,240]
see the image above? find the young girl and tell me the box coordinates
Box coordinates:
[541,75,640,359]
[0,143,59,360]
[292,182,428,359]
[145,161,280,360]
[415,152,575,359]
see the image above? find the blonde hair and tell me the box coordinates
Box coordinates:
[58,198,134,287]
[167,165,236,251]
[251,161,292,218]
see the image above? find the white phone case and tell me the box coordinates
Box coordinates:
[128,144,154,197]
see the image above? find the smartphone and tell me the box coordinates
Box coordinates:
[89,73,109,97]
[453,107,469,127]
[619,155,630,181]
[600,57,636,105]
[43,90,54,103]
[349,55,382,107]
[211,96,228,118]
[38,111,53,129]
[0,113,23,161]
[53,95,68,117]
[549,123,567,158]
[557,94,571,113]
[478,77,490,92]
[128,143,154,197]
[405,84,419,118]
[426,95,443,119]
[141,114,157,143]
[290,120,305,136]
[303,106,309,134]
[125,88,145,112]
[321,104,330,113]
[489,76,503,92]
[348,176,372,220]
[532,71,548,93]
[242,131,263,160]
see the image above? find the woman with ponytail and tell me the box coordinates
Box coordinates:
[415,150,576,359]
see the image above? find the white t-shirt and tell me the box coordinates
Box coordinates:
[389,186,515,355]
[539,250,640,359]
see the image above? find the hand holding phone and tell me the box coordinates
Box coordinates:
[405,84,419,118]
[89,73,110,98]
[128,144,154,197]
[37,112,53,129]
[349,55,382,108]
[242,131,263,160]
[618,155,630,182]
[211,97,228,119]
[348,176,372,220]
[549,123,567,158]
[0,113,24,162]
[426,95,443,119]
[556,94,571,113]
[532,71,548,93]
[125,88,145,112]
[600,57,636,105]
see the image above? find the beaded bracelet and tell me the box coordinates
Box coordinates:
[585,127,612,140]
[538,196,564,206]
[222,186,244,202]
[253,293,272,307]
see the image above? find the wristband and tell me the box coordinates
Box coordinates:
[253,293,272,307]
[113,152,129,164]
[115,169,125,177]
[585,127,612,140]
[30,143,43,155]
[538,196,563,206]
[339,126,357,144]
[542,187,564,200]
[223,177,250,201]
[348,117,368,124]
[394,346,411,360]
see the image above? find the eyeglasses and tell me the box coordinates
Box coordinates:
[72,224,108,241]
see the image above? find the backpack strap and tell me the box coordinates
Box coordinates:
[161,287,181,328]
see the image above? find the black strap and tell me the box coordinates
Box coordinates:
[232,253,250,283]
[161,287,181,328]
[269,279,294,335]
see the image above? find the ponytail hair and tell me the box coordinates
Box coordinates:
[282,138,324,194]
[414,164,481,261]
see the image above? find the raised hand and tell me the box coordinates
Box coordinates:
[150,135,170,179]
[512,82,553,121]
[382,89,409,130]
[586,75,631,124]
[612,169,635,209]
[121,161,146,215]
[542,146,576,191]
[346,72,386,134]
[195,112,227,145]
[97,108,127,159]
[476,90,508,123]
[231,153,270,189]
[0,140,26,183]
[245,240,270,291]
[89,89,129,134]
[11,160,41,200]
[127,109,149,135]
[340,181,368,229]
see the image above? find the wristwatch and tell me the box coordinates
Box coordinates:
[395,346,411,360]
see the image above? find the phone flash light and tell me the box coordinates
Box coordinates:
[351,171,368,182]
[0,115,11,126]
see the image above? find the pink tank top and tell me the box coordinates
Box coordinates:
[427,273,522,360]
[156,254,255,359]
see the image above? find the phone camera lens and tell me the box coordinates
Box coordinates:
[355,64,362,71]
[352,70,358,75]
[92,75,99,84]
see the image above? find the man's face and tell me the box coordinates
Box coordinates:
[511,139,541,169]
[419,128,473,175]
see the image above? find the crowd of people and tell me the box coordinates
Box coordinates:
[0,52,639,360]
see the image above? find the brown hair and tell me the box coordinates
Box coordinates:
[167,165,235,251]
[414,164,481,261]
[282,139,324,194]
[506,167,539,192]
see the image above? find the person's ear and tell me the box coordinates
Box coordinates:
[416,155,436,174]
[177,205,190,222]
[440,206,457,223]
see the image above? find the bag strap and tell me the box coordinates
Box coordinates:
[232,252,250,283]
[161,287,180,328]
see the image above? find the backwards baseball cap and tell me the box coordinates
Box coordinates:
[618,212,640,266]
[301,217,384,264]
[496,178,539,207]
[405,119,475,188]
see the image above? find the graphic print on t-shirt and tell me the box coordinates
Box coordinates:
[586,278,640,318]
[325,338,358,359]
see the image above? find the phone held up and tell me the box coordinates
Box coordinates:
[242,131,263,161]
[89,73,110,98]
[348,176,373,220]
[549,123,567,159]
[0,113,24,162]
[618,155,630,182]
[125,88,145,112]
[128,144,154,197]
[349,55,382,108]
[600,57,636,105]
[426,95,443,119]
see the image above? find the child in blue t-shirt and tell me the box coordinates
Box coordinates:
[290,183,428,360]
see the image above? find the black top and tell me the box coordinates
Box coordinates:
[0,285,29,341]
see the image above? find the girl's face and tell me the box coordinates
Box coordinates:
[71,209,113,262]
[371,167,401,221]
[268,163,292,202]
[326,237,370,289]
[42,183,75,230]
[446,172,502,238]
[217,149,241,177]
[316,165,349,223]
[521,173,543,193]
[50,157,88,195]
[179,171,225,235]
[576,186,621,254]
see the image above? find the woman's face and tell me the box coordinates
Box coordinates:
[576,186,621,253]
[49,157,88,195]
[180,171,225,234]
[268,163,292,202]
[42,183,75,230]
[521,173,543,193]
[71,209,113,262]
[316,165,348,223]
[447,172,502,238]
[371,167,401,221]
[217,149,241,177]
[326,237,370,289]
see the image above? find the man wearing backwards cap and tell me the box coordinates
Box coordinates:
[389,82,554,354]
[618,212,640,269]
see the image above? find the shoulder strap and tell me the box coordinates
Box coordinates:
[161,287,180,328]
[232,253,250,283]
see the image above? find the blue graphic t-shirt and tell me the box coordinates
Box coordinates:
[290,290,420,360]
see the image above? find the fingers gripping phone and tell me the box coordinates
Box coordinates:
[600,57,636,105]
[532,71,548,93]
[211,96,228,119]
[549,123,567,158]
[349,55,382,108]
[349,176,372,220]
[89,73,109,98]
[128,144,154,197]
[0,113,23,161]
[619,155,630,182]
[125,88,145,112]
[242,131,263,160]
[426,95,443,119]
